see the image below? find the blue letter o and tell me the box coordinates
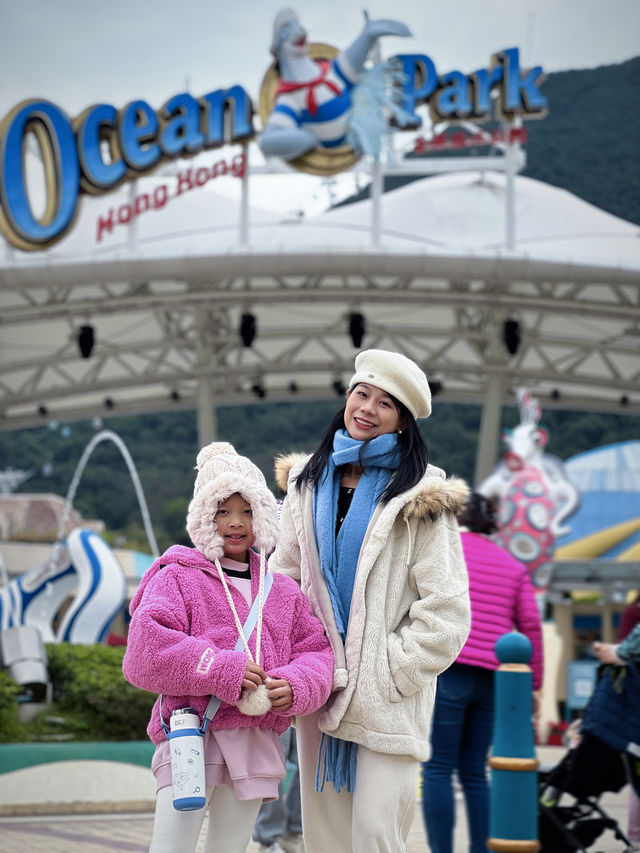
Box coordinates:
[0,99,79,247]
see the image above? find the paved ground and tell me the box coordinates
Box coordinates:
[0,808,439,852]
[0,747,632,851]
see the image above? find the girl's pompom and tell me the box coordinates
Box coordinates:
[237,683,272,716]
[195,442,236,470]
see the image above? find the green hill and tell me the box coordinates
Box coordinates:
[523,57,640,225]
[337,56,640,226]
[1,405,637,554]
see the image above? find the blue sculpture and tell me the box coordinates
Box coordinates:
[0,528,126,645]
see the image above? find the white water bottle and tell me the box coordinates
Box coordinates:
[168,708,206,811]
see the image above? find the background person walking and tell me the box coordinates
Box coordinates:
[422,492,544,853]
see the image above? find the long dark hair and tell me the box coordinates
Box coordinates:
[295,391,429,504]
[457,492,498,535]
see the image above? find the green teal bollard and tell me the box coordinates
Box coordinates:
[488,631,539,853]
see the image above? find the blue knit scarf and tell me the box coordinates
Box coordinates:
[313,429,400,793]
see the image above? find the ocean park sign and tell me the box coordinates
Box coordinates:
[0,39,545,251]
[0,88,254,252]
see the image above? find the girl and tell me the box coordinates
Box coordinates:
[123,442,334,853]
[269,348,471,853]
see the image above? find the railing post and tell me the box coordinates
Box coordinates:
[488,632,540,852]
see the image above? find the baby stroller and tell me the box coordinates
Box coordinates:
[539,662,640,852]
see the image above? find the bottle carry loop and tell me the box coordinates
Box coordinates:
[159,570,274,736]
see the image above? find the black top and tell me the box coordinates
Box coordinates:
[336,486,355,536]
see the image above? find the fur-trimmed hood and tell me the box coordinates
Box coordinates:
[274,452,469,521]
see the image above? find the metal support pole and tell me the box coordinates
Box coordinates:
[475,372,506,487]
[488,632,539,852]
[240,143,249,247]
[552,603,572,705]
[196,377,217,448]
[504,119,521,251]
[194,312,218,447]
[370,37,383,250]
[128,179,138,251]
[371,156,383,247]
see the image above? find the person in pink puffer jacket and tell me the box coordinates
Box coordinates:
[123,442,333,853]
[421,492,543,853]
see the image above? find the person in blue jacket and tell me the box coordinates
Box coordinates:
[593,619,640,852]
[593,622,640,664]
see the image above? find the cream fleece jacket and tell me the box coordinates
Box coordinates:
[269,453,471,762]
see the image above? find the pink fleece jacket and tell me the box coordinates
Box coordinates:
[123,545,334,745]
[456,532,544,690]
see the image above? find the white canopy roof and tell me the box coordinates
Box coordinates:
[6,166,639,270]
[1,163,638,440]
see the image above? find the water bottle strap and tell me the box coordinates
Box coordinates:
[159,695,170,736]
[200,696,221,733]
[159,571,275,737]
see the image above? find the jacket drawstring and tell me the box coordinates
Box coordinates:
[404,516,413,569]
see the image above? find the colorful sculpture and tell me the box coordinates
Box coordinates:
[479,390,580,590]
[259,8,412,171]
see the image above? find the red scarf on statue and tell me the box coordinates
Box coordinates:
[275,60,341,115]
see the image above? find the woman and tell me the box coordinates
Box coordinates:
[269,349,471,853]
[422,492,544,853]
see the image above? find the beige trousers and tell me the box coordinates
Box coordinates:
[296,710,417,853]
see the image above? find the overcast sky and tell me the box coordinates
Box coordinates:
[1,0,638,118]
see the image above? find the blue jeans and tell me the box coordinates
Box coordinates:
[253,728,302,845]
[422,663,495,853]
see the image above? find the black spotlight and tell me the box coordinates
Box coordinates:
[170,390,180,402]
[502,318,521,355]
[620,394,629,406]
[251,382,265,399]
[288,381,299,393]
[551,389,561,400]
[333,378,346,396]
[430,380,443,397]
[77,324,95,358]
[348,312,366,348]
[38,405,48,417]
[240,312,257,348]
[104,397,114,409]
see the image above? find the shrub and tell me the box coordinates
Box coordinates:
[43,643,156,741]
[0,669,26,741]
[0,644,156,742]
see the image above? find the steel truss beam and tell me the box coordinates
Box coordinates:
[1,260,639,430]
